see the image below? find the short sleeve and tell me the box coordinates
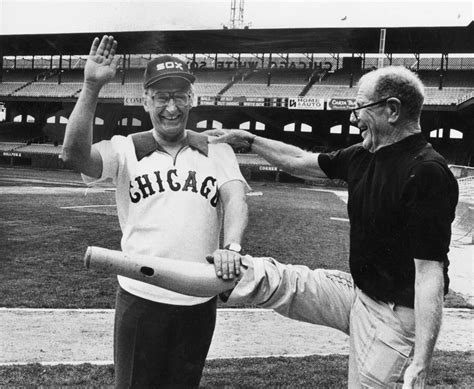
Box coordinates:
[209,143,249,190]
[318,143,362,181]
[404,161,459,261]
[82,136,128,186]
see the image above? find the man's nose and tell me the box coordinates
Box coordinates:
[350,111,358,126]
[165,98,178,112]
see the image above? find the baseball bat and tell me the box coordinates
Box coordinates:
[84,246,240,297]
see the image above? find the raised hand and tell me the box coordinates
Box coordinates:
[84,35,120,88]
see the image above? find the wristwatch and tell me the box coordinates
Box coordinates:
[247,135,257,150]
[224,243,242,254]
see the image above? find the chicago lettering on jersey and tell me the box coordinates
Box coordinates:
[129,169,219,207]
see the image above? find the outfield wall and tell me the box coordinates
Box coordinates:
[3,148,472,192]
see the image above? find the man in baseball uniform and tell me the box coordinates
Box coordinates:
[62,35,248,388]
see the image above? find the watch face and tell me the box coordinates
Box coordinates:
[227,243,242,253]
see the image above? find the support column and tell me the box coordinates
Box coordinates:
[0,41,3,83]
[58,54,62,84]
[378,28,386,68]
[349,53,354,88]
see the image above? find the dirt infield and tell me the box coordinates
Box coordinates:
[0,308,472,365]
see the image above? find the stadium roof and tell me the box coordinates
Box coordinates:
[1,23,473,56]
[0,1,473,56]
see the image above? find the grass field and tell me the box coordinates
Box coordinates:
[1,352,473,387]
[0,173,351,309]
[0,168,469,309]
[0,167,472,387]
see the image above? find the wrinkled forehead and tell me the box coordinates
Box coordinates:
[356,77,376,104]
[147,77,192,94]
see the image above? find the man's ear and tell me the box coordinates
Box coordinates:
[387,97,401,123]
[143,93,150,113]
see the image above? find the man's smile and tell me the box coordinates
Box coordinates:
[160,114,180,121]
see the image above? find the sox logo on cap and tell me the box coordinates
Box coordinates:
[144,55,195,88]
[157,62,184,72]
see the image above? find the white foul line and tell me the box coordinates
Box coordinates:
[60,205,116,209]
[0,353,332,366]
[0,307,272,313]
[330,217,349,222]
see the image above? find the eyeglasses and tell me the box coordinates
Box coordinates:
[150,92,191,108]
[350,97,392,121]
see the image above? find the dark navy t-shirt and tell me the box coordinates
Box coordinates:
[318,133,459,307]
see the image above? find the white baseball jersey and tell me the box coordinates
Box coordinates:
[83,130,247,305]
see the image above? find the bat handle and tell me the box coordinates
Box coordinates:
[84,246,92,269]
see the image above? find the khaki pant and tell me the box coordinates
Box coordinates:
[349,287,415,388]
[314,271,416,388]
[231,259,416,388]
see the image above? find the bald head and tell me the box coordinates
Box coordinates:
[358,66,425,121]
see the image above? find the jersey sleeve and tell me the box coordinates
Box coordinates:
[82,135,128,186]
[403,161,459,261]
[318,143,362,181]
[209,143,249,189]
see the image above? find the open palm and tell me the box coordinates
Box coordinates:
[85,35,120,87]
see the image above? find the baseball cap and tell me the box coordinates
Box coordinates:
[144,55,195,88]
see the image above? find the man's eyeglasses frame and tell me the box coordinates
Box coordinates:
[350,97,394,121]
[149,92,192,108]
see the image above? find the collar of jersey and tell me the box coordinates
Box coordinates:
[132,130,209,161]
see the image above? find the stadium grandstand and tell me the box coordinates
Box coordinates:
[0,22,473,179]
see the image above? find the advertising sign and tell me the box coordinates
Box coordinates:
[288,97,324,110]
[327,98,357,110]
[188,55,334,71]
[0,103,5,121]
[124,97,144,106]
[198,96,274,107]
[3,151,22,157]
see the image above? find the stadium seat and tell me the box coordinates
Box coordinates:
[223,84,304,98]
[0,82,26,96]
[11,82,82,98]
[15,143,62,155]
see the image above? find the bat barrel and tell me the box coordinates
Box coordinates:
[83,246,238,297]
[84,246,160,283]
